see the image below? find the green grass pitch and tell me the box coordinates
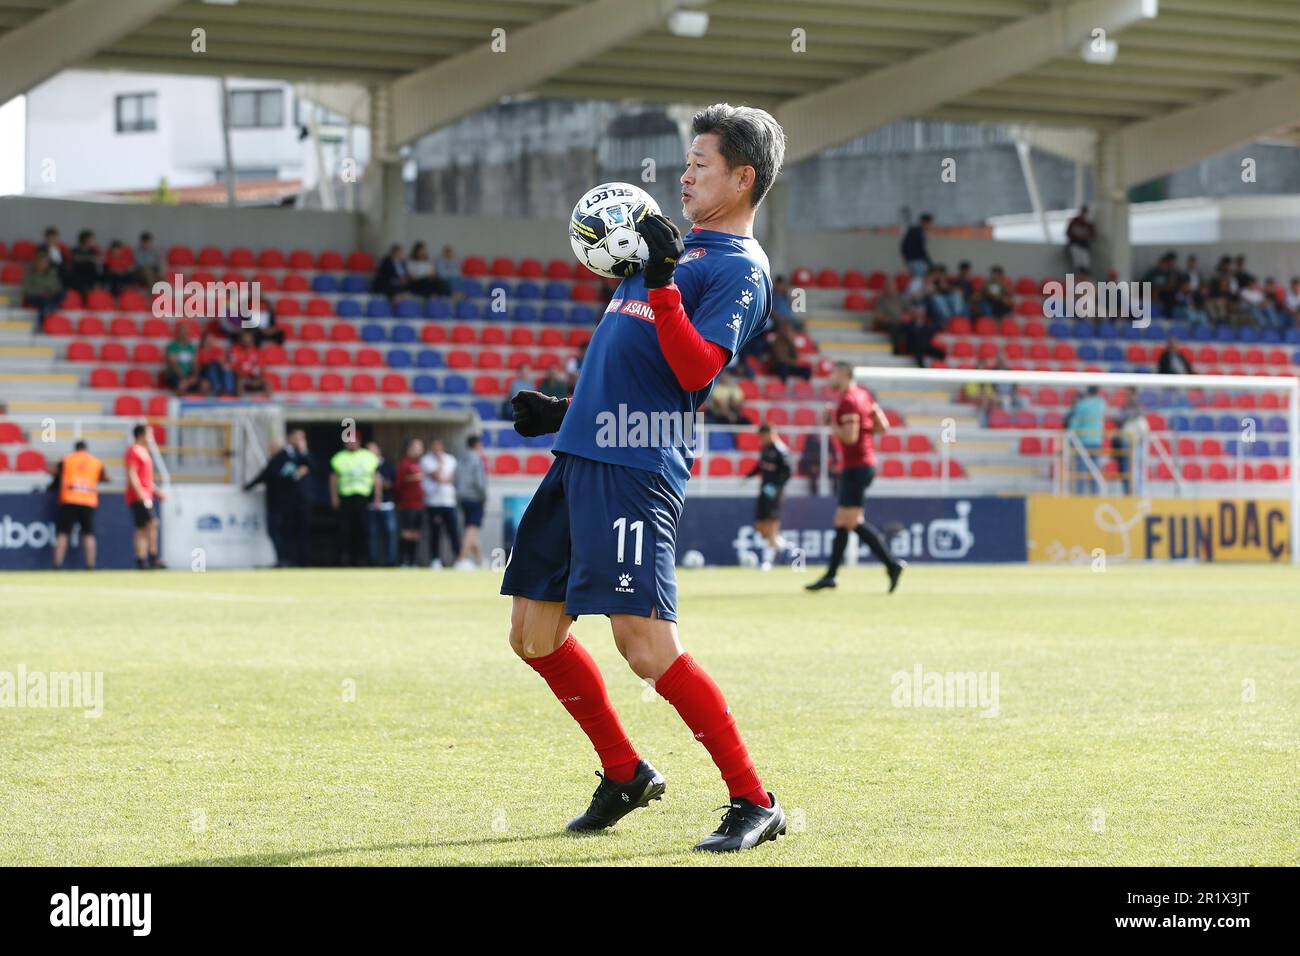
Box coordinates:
[2,563,1296,866]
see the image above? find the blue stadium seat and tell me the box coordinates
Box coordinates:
[366,297,392,318]
[512,304,538,324]
[443,375,469,395]
[1096,321,1118,339]
[1100,345,1124,363]
[541,305,566,324]
[570,305,597,325]
[360,323,387,343]
[708,431,736,452]
[391,324,417,344]
[395,299,420,319]
[1261,328,1281,344]
[1216,415,1238,432]
[524,433,554,448]
[1266,415,1287,433]
[1214,325,1236,342]
[473,400,498,421]
[1191,324,1213,341]
[1072,320,1094,339]
[1144,323,1165,340]
[544,281,570,301]
[1293,350,1300,365]
[1276,440,1290,457]
[416,349,443,368]
[336,299,362,319]
[479,430,494,447]
[312,274,339,294]
[1077,344,1099,361]
[456,278,485,298]
[455,301,481,320]
[426,298,452,319]
[1252,440,1272,457]
[1239,326,1260,343]
[412,374,438,394]
[440,399,465,409]
[341,275,369,294]
[1224,439,1239,457]
[1284,328,1300,345]
[515,281,541,300]
[495,429,524,449]
[1107,365,1128,374]
[1192,414,1215,432]
[1047,321,1070,339]
[488,281,512,300]
[1170,414,1191,432]
[387,349,412,368]
[483,302,510,322]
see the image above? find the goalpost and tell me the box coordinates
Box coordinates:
[849,365,1300,567]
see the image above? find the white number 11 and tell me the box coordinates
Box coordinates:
[612,517,644,566]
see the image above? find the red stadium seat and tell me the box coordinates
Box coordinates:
[124,369,153,389]
[293,347,321,367]
[114,395,144,416]
[546,259,574,280]
[707,458,734,477]
[76,316,106,337]
[765,407,790,426]
[147,395,170,416]
[15,450,47,473]
[325,348,351,367]
[844,292,869,311]
[472,374,499,394]
[518,258,544,278]
[167,245,195,267]
[67,341,95,361]
[329,323,358,343]
[843,269,868,289]
[481,326,506,346]
[447,350,473,369]
[816,269,840,288]
[42,314,72,335]
[288,249,314,270]
[881,459,905,478]
[261,345,288,365]
[10,239,36,261]
[570,283,599,303]
[506,350,532,369]
[490,257,515,277]
[462,256,488,277]
[477,352,504,370]
[85,289,115,311]
[525,454,550,475]
[275,297,302,318]
[346,251,375,273]
[282,274,310,293]
[356,348,383,368]
[132,343,162,363]
[306,297,334,317]
[450,324,475,344]
[317,250,344,270]
[109,316,138,337]
[350,374,376,393]
[421,324,448,344]
[0,422,22,444]
[908,459,934,478]
[879,434,902,453]
[906,434,934,454]
[381,374,407,394]
[286,372,313,392]
[198,246,225,267]
[298,321,325,341]
[538,328,564,347]
[791,267,814,286]
[493,454,521,475]
[319,372,345,392]
[258,249,287,268]
[118,289,148,312]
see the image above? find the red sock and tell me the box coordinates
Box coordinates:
[656,653,770,807]
[525,635,640,783]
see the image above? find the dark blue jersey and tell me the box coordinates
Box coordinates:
[553,227,771,497]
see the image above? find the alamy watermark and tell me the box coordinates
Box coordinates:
[1042,273,1151,328]
[151,273,262,325]
[594,404,703,452]
[891,663,999,717]
[1,664,104,718]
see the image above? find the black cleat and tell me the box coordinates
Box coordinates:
[694,793,786,853]
[566,759,665,833]
[804,575,837,592]
[887,559,907,594]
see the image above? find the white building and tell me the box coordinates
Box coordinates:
[22,69,368,204]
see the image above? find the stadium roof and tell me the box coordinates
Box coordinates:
[1,0,1299,185]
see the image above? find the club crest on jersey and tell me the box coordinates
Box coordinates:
[680,248,707,263]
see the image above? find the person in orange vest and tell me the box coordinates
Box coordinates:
[52,440,108,570]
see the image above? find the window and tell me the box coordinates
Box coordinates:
[228,89,284,129]
[115,93,157,133]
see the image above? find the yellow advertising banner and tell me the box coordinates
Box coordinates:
[1026,495,1291,563]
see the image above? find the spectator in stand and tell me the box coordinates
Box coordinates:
[21,250,64,331]
[371,243,409,300]
[1112,391,1149,497]
[1142,251,1180,317]
[900,212,933,280]
[104,240,135,295]
[231,330,267,396]
[1064,386,1107,496]
[1157,336,1194,375]
[990,357,1025,415]
[1064,206,1095,272]
[434,244,460,295]
[903,312,946,368]
[1205,257,1237,325]
[977,266,1014,318]
[874,281,909,346]
[503,363,534,419]
[162,325,200,394]
[962,358,998,425]
[1239,277,1286,329]
[421,438,459,569]
[706,370,746,425]
[196,331,235,396]
[564,341,588,391]
[454,435,488,569]
[135,232,162,289]
[1232,254,1253,289]
[67,229,102,296]
[51,440,108,571]
[406,241,446,297]
[1285,277,1300,323]
[395,438,426,567]
[329,435,381,567]
[39,227,67,280]
[953,261,977,303]
[1182,254,1203,300]
[1169,275,1208,326]
[244,430,314,566]
[366,440,398,567]
[769,320,812,382]
[538,365,569,399]
[125,424,165,569]
[923,264,964,324]
[771,275,803,331]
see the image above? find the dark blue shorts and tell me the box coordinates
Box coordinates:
[838,465,877,508]
[500,453,683,622]
[459,500,484,528]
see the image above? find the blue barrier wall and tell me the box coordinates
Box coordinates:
[0,494,142,570]
[677,495,1027,565]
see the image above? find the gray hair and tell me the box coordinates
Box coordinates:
[691,103,786,208]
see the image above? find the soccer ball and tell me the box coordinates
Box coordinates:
[569,182,660,279]
[680,550,706,569]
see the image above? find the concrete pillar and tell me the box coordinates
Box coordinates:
[361,84,404,253]
[1093,132,1131,280]
[762,178,789,278]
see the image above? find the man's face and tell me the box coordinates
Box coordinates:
[430,440,444,457]
[680,133,747,224]
[830,366,851,391]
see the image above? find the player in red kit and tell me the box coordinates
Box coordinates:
[806,362,906,592]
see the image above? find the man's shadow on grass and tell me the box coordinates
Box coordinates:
[169,830,688,867]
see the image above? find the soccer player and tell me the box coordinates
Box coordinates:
[805,362,906,593]
[745,424,792,571]
[125,424,165,569]
[502,104,786,852]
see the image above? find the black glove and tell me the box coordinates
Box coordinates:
[511,389,568,437]
[636,213,684,289]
